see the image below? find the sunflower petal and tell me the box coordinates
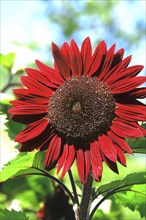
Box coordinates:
[76,149,90,184]
[107,65,144,85]
[90,141,102,181]
[44,135,61,168]
[69,39,82,76]
[87,40,107,77]
[110,76,146,94]
[60,145,75,178]
[98,135,117,162]
[52,43,70,80]
[115,144,127,166]
[108,130,133,154]
[111,120,143,138]
[81,37,92,75]
[115,102,146,121]
[15,118,49,143]
[101,152,119,174]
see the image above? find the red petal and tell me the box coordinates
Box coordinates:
[57,144,68,174]
[115,102,146,121]
[84,150,91,183]
[98,135,117,162]
[131,122,146,136]
[101,152,119,174]
[44,135,61,168]
[21,76,53,97]
[111,119,143,138]
[15,118,49,143]
[19,125,53,151]
[99,44,116,78]
[115,144,127,166]
[11,113,46,124]
[69,39,82,76]
[76,149,91,184]
[9,105,48,115]
[10,100,30,106]
[25,67,59,89]
[87,40,107,77]
[90,141,102,181]
[101,55,132,82]
[35,60,64,85]
[60,42,70,65]
[110,48,124,69]
[128,87,146,99]
[107,65,144,86]
[110,76,146,94]
[52,43,70,80]
[81,37,92,75]
[13,88,50,102]
[12,90,48,105]
[59,144,75,178]
[108,130,133,154]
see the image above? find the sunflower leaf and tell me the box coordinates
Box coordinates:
[32,150,46,170]
[96,173,146,218]
[113,185,146,218]
[0,209,29,220]
[0,151,39,182]
[127,137,146,154]
[97,172,146,196]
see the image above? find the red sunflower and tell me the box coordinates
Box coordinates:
[9,37,146,184]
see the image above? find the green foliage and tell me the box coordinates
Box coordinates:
[0,151,38,182]
[97,172,146,196]
[32,151,46,170]
[94,173,146,219]
[113,185,146,218]
[127,137,146,154]
[0,151,52,219]
[0,53,15,69]
[5,115,24,141]
[0,209,29,220]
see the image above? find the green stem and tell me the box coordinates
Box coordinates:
[68,169,80,206]
[89,187,146,219]
[30,167,76,204]
[79,174,93,220]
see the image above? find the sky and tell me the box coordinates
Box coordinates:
[1,0,146,73]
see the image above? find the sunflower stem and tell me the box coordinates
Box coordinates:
[79,174,93,220]
[68,169,80,206]
[31,167,75,204]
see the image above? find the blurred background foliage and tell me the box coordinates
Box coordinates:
[0,0,146,220]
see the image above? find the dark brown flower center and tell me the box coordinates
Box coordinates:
[48,77,115,145]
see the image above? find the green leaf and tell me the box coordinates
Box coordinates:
[5,114,25,141]
[0,209,29,220]
[0,53,15,69]
[97,172,146,196]
[0,151,38,182]
[113,185,146,218]
[32,151,46,170]
[127,137,146,154]
[96,173,146,219]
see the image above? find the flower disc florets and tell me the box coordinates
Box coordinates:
[48,76,115,145]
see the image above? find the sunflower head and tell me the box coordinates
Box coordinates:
[9,37,146,183]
